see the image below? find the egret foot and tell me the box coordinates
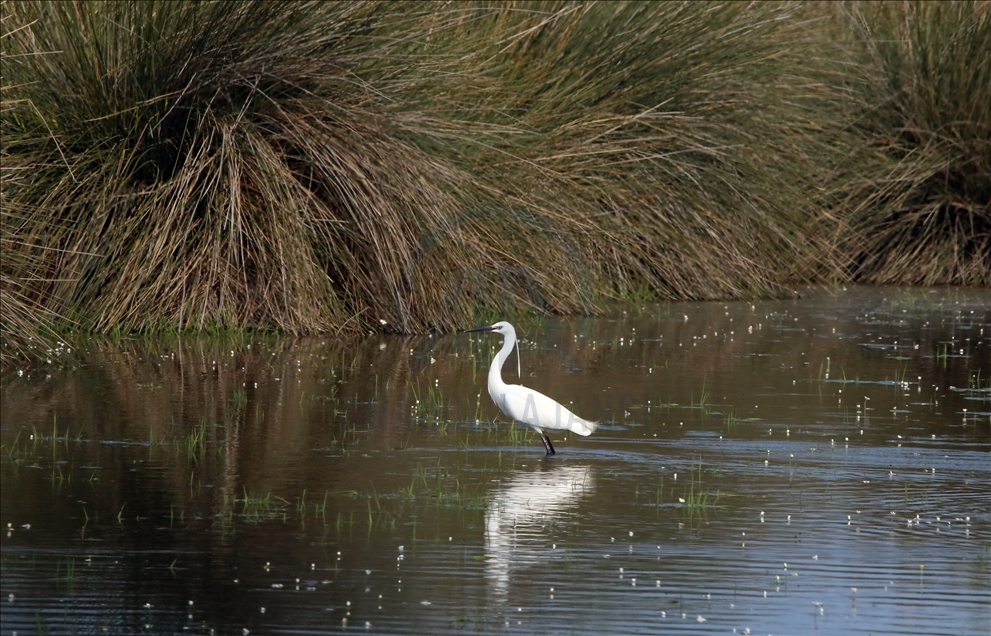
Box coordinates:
[540,432,556,456]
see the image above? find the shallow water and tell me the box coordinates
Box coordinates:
[1,286,989,635]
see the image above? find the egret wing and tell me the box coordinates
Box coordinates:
[499,385,597,436]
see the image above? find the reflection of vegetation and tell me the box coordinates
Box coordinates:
[970,370,984,390]
[230,488,291,524]
[183,422,207,460]
[400,463,489,512]
[1,429,26,464]
[680,459,722,516]
[977,543,990,569]
[958,371,991,426]
[56,558,77,590]
[411,382,448,427]
[0,421,87,484]
[452,614,494,628]
[773,571,791,593]
[31,420,81,446]
[694,377,711,413]
[2,288,981,603]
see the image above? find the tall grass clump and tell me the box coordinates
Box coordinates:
[4,1,983,368]
[1,12,70,364]
[429,2,848,301]
[2,1,493,339]
[0,227,69,363]
[827,1,990,285]
[3,1,848,361]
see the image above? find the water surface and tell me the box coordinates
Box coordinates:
[2,286,989,635]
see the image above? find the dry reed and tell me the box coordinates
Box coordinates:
[1,1,987,368]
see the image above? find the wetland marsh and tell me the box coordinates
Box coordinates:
[1,287,989,635]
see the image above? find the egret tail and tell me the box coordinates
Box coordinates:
[567,416,597,437]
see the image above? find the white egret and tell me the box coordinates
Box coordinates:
[467,321,597,455]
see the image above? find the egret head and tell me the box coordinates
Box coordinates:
[466,321,520,378]
[467,321,516,339]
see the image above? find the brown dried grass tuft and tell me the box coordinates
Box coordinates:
[1,1,986,367]
[824,1,991,285]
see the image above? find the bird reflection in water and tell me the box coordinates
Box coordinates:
[485,464,595,599]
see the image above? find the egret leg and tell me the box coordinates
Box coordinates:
[539,431,556,456]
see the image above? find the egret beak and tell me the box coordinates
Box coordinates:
[465,325,497,333]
